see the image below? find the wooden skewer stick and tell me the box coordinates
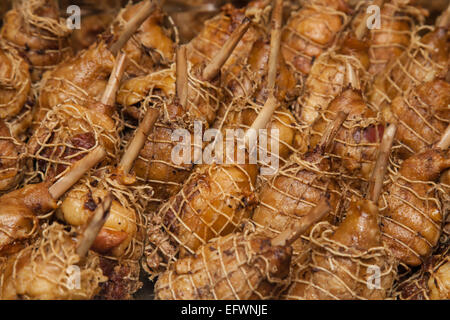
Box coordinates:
[202,18,251,81]
[368,123,397,203]
[48,146,106,199]
[271,199,331,247]
[267,0,283,93]
[345,60,361,91]
[101,52,127,106]
[436,124,450,150]
[354,0,385,40]
[243,95,278,148]
[110,0,155,56]
[118,108,160,175]
[76,193,113,258]
[436,3,450,28]
[176,45,188,108]
[317,111,349,153]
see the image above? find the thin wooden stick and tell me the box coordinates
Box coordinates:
[118,108,160,174]
[354,0,385,40]
[101,52,127,106]
[242,95,278,153]
[436,124,450,150]
[249,95,278,133]
[317,111,349,153]
[267,0,283,93]
[368,123,397,203]
[48,146,106,199]
[202,18,251,81]
[436,3,450,28]
[176,45,188,107]
[76,193,113,258]
[109,0,155,56]
[271,199,331,247]
[345,60,360,90]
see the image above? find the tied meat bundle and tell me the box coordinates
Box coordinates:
[0,0,448,300]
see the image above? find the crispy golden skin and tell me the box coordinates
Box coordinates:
[217,38,302,169]
[284,200,396,300]
[0,223,105,300]
[0,182,57,256]
[155,231,291,300]
[111,2,175,78]
[58,175,148,300]
[281,0,351,76]
[37,41,115,123]
[145,158,258,277]
[186,2,264,88]
[27,102,118,181]
[0,0,71,81]
[118,63,222,210]
[228,38,298,102]
[383,80,450,159]
[252,151,343,265]
[380,149,450,266]
[297,37,369,126]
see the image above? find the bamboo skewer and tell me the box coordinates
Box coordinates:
[101,52,127,106]
[436,124,450,150]
[48,146,107,200]
[368,123,397,203]
[202,18,251,81]
[76,193,113,258]
[118,108,160,175]
[267,0,283,93]
[110,0,155,56]
[271,199,331,247]
[176,45,188,107]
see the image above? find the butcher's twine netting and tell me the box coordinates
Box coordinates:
[281,1,350,77]
[144,157,257,279]
[0,222,105,300]
[251,153,345,266]
[367,1,424,76]
[3,0,71,77]
[155,226,291,300]
[62,168,153,297]
[395,247,449,300]
[121,61,222,211]
[0,42,31,120]
[370,25,447,111]
[283,221,397,300]
[378,158,446,268]
[26,102,120,183]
